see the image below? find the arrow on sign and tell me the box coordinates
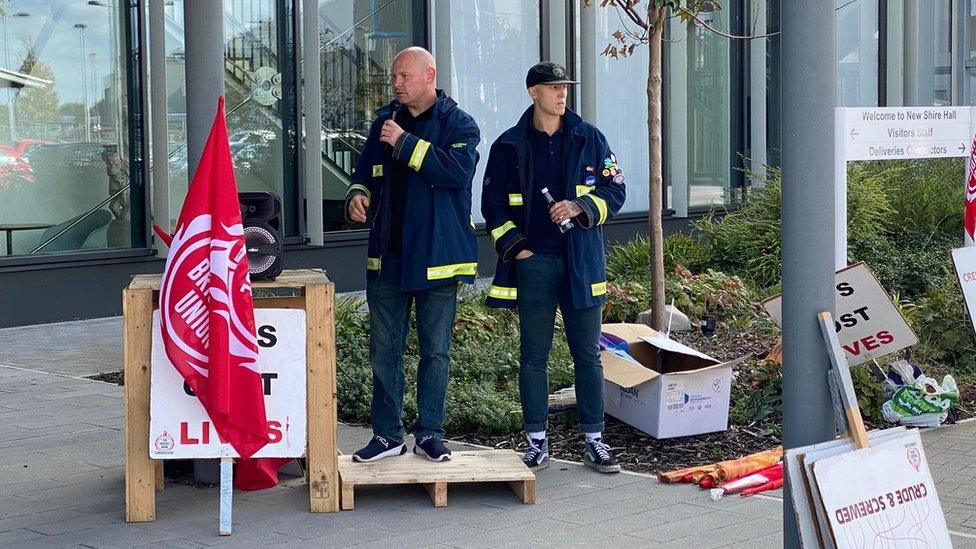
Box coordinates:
[960,143,967,153]
[850,129,859,139]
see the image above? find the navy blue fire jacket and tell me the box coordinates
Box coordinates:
[344,90,481,291]
[481,106,626,309]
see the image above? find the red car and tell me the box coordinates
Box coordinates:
[0,145,35,187]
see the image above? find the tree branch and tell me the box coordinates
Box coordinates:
[677,7,780,40]
[620,4,648,30]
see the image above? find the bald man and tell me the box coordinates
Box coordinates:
[344,47,481,463]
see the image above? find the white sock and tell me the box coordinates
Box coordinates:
[585,432,602,442]
[527,431,546,441]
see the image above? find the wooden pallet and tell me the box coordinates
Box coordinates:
[338,450,535,510]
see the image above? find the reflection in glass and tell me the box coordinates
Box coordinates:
[164,1,287,231]
[836,0,878,107]
[0,0,133,256]
[317,0,423,231]
[450,0,540,223]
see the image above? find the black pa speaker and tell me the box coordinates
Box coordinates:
[239,192,283,280]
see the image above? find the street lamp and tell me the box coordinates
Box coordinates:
[2,11,30,143]
[74,23,91,142]
[87,0,122,149]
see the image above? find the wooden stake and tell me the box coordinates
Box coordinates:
[123,287,156,523]
[817,312,870,449]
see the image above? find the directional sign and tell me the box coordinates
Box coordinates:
[843,107,971,161]
[835,106,975,269]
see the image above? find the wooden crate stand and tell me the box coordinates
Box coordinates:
[123,269,339,522]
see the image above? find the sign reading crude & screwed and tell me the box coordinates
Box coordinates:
[150,308,307,459]
[764,262,918,366]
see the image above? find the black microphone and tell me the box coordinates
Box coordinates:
[386,100,402,152]
[389,99,401,123]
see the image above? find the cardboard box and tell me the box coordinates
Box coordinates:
[601,323,748,439]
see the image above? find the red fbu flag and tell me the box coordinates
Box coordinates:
[155,97,270,459]
[967,133,976,246]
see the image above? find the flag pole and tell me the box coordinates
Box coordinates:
[219,458,233,536]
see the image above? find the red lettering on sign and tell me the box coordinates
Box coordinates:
[180,421,199,445]
[877,331,894,345]
[268,421,283,443]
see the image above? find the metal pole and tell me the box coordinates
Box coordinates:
[75,24,92,142]
[150,0,170,254]
[184,0,224,484]
[302,0,323,245]
[184,0,224,177]
[433,0,452,96]
[579,0,597,122]
[781,1,837,547]
[3,14,13,143]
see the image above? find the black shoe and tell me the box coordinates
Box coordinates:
[522,437,550,470]
[413,435,452,462]
[583,438,620,474]
[352,435,406,463]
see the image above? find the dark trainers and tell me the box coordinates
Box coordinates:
[352,435,406,463]
[414,435,452,462]
[522,437,550,470]
[583,438,620,474]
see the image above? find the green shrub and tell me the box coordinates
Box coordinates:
[849,158,964,239]
[901,278,976,373]
[729,359,782,436]
[849,232,959,299]
[607,232,713,286]
[606,235,650,283]
[667,267,763,328]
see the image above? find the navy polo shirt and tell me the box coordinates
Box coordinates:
[525,124,567,256]
[388,105,433,253]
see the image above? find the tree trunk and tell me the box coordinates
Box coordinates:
[647,8,666,332]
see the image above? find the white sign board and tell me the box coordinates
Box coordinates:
[764,262,918,366]
[835,106,973,268]
[149,308,307,459]
[813,430,950,548]
[952,246,976,340]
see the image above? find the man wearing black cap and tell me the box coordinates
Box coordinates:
[481,62,626,473]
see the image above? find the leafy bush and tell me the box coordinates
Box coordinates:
[693,167,782,289]
[668,267,764,328]
[849,158,964,239]
[849,232,959,299]
[606,235,650,283]
[729,359,782,436]
[900,278,976,374]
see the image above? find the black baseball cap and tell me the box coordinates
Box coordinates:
[525,62,578,88]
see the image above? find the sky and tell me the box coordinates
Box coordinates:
[1,0,124,107]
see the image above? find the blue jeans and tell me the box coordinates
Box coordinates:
[516,253,605,434]
[366,254,458,440]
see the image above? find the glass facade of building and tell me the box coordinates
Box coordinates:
[1,0,974,266]
[0,0,143,258]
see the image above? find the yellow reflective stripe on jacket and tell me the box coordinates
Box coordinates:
[408,139,432,171]
[470,215,476,229]
[348,183,371,200]
[576,185,594,197]
[508,194,524,206]
[591,281,607,297]
[427,262,477,280]
[366,257,381,270]
[587,194,609,225]
[488,285,517,300]
[491,220,516,244]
